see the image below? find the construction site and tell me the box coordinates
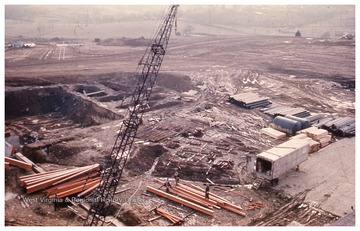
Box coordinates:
[4,5,356,227]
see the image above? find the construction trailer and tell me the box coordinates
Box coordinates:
[255,139,309,185]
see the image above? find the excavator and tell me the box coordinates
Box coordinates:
[83,5,179,226]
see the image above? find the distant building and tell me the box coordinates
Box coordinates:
[9,41,36,48]
[341,33,354,40]
[24,43,36,48]
[295,30,301,37]
[10,41,24,48]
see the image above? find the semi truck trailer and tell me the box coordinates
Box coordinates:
[255,139,309,185]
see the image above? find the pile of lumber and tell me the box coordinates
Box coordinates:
[5,157,32,170]
[290,133,321,153]
[297,127,332,148]
[148,179,247,217]
[19,164,100,198]
[261,127,286,139]
[155,207,183,224]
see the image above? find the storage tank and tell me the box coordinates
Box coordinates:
[273,116,301,134]
[285,115,311,129]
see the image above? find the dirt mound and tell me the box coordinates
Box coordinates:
[156,73,196,93]
[125,144,168,176]
[5,86,122,127]
[101,37,151,47]
[5,168,25,194]
[117,203,144,226]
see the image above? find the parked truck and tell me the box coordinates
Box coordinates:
[255,139,309,185]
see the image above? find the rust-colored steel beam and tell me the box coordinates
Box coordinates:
[5,157,32,170]
[147,186,214,216]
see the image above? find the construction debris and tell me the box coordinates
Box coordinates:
[155,207,184,224]
[243,201,264,210]
[251,190,339,226]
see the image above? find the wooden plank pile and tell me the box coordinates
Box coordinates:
[19,164,100,198]
[261,127,287,139]
[148,179,247,217]
[297,127,332,148]
[290,133,321,153]
[155,207,184,224]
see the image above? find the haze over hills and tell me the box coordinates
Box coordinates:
[5,5,355,39]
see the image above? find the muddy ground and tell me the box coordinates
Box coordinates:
[4,34,355,226]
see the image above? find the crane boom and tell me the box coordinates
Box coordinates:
[83,5,179,226]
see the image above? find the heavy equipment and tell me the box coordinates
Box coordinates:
[83,5,179,226]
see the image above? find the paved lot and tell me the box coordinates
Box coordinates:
[275,137,355,216]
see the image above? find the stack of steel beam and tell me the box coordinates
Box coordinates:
[321,117,355,137]
[262,105,310,118]
[19,164,100,198]
[228,93,271,109]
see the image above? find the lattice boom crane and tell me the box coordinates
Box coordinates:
[84,5,179,226]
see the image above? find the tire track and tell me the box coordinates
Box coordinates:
[11,49,32,62]
[39,46,50,60]
[58,47,66,60]
[39,45,54,60]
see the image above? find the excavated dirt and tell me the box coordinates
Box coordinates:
[4,34,355,226]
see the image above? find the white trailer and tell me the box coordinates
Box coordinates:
[255,139,309,185]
